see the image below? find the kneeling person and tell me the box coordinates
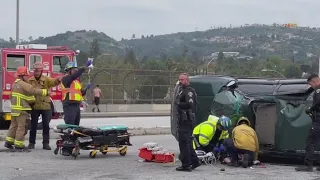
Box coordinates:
[193,115,231,153]
[225,117,259,168]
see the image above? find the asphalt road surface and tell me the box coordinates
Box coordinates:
[0,135,319,180]
[49,116,170,129]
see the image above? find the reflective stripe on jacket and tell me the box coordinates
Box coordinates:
[11,79,47,116]
[192,115,229,148]
[61,80,83,101]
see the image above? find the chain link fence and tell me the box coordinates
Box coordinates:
[81,68,194,104]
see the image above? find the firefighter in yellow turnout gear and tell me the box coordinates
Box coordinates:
[225,117,260,168]
[192,115,232,153]
[4,66,48,152]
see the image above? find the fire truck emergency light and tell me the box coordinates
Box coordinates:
[16,44,47,50]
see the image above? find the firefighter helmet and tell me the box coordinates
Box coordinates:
[15,66,30,77]
[218,115,232,130]
[33,62,43,70]
[236,117,251,126]
[64,62,77,72]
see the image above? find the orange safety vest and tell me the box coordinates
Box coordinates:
[61,80,84,101]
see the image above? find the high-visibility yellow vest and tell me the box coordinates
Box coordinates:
[61,80,84,101]
[192,115,229,149]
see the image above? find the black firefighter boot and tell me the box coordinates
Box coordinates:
[14,146,31,152]
[4,142,14,149]
[43,135,51,150]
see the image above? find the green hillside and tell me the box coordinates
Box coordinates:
[1,24,320,61]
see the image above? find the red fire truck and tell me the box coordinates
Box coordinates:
[0,44,79,129]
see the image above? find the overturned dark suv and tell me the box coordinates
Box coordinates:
[171,75,317,159]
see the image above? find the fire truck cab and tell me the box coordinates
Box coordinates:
[0,44,78,129]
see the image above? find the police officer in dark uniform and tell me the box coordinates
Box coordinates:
[175,73,201,172]
[296,74,320,172]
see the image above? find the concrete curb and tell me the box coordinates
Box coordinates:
[0,127,171,141]
[81,111,170,118]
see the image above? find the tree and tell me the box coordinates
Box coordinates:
[132,34,135,39]
[311,58,319,74]
[28,36,33,42]
[124,48,139,68]
[141,56,148,63]
[182,46,189,59]
[217,51,224,63]
[191,51,200,62]
[89,39,100,58]
[284,64,302,78]
[141,35,145,39]
[77,51,89,68]
[139,59,168,103]
[160,52,168,61]
[9,37,15,44]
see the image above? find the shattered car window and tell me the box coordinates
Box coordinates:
[212,90,245,125]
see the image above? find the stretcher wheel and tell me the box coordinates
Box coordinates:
[53,148,59,155]
[100,146,108,155]
[119,148,127,156]
[89,151,97,158]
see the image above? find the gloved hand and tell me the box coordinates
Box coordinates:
[305,107,312,115]
[86,83,91,89]
[213,147,220,153]
[85,59,92,67]
[219,144,225,152]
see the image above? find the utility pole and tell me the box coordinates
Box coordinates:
[16,0,20,45]
[318,56,320,75]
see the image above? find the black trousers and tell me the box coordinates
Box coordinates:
[224,138,254,164]
[304,124,320,167]
[94,97,100,105]
[29,109,52,144]
[178,124,199,167]
[63,104,81,126]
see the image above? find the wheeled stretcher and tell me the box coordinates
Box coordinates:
[53,124,132,159]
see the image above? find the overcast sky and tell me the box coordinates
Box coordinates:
[1,0,319,41]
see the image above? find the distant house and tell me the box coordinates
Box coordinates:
[210,52,240,59]
[237,55,254,60]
